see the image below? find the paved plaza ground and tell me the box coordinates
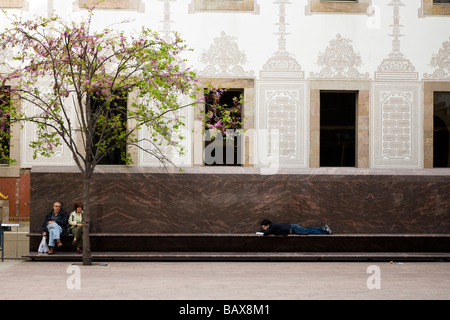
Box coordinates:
[0,259,449,302]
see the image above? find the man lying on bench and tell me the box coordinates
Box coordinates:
[259,219,333,236]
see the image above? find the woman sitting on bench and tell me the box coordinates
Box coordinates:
[68,202,84,254]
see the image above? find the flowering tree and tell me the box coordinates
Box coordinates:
[0,9,203,265]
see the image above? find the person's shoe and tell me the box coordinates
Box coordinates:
[323,225,333,235]
[56,239,63,247]
[48,247,55,254]
[77,248,83,254]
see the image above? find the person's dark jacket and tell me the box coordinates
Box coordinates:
[41,211,69,235]
[262,223,291,236]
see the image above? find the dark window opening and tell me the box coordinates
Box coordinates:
[320,91,357,167]
[90,92,128,165]
[0,88,11,165]
[434,92,450,168]
[204,89,243,166]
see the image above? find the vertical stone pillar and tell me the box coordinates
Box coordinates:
[256,0,308,169]
[371,0,422,168]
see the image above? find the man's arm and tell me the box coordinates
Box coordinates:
[263,225,276,236]
[41,213,50,235]
[57,212,69,228]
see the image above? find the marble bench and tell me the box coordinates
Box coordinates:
[26,232,450,255]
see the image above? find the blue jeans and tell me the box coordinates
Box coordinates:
[47,223,62,247]
[290,224,326,235]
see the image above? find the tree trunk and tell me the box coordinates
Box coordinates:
[82,176,92,265]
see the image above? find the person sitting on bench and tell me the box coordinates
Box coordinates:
[41,201,68,254]
[260,219,333,236]
[68,202,84,254]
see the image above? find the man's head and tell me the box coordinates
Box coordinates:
[260,219,272,231]
[53,202,62,214]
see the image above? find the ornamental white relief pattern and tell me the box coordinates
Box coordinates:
[424,37,450,80]
[260,0,303,80]
[199,31,254,78]
[374,1,417,81]
[372,84,421,167]
[380,91,412,160]
[261,52,303,80]
[310,34,369,79]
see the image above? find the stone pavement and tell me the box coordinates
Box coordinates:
[0,259,449,301]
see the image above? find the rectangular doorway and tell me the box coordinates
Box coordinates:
[320,91,357,167]
[434,92,450,167]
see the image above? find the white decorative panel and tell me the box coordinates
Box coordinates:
[139,96,193,167]
[21,100,74,167]
[257,82,308,168]
[371,83,422,168]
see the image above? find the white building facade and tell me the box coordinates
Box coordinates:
[1,0,450,174]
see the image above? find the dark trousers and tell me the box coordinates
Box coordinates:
[70,226,83,249]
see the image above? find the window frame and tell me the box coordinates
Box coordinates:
[422,0,450,15]
[190,0,257,13]
[308,0,371,14]
[193,78,254,167]
[319,90,358,168]
[203,88,244,167]
[77,0,142,10]
[0,0,25,8]
[310,80,370,168]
